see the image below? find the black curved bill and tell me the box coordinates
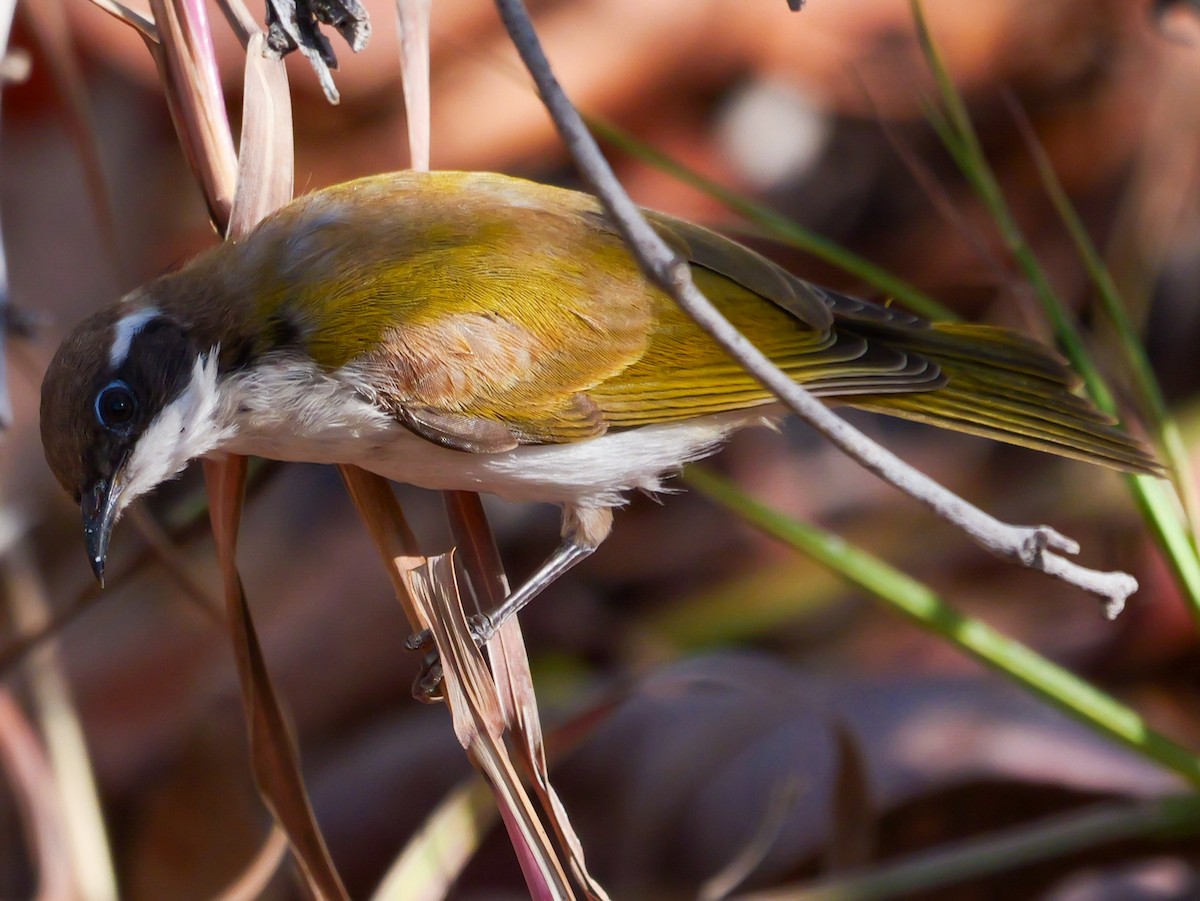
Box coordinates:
[81,468,127,587]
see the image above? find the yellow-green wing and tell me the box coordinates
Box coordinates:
[237,171,846,446]
[590,211,941,425]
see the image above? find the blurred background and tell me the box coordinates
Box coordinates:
[3,0,1200,897]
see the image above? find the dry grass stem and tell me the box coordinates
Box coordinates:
[402,553,574,899]
[5,542,118,901]
[370,777,499,901]
[205,456,350,901]
[396,0,431,171]
[213,825,290,901]
[338,465,426,629]
[228,30,293,238]
[84,0,157,45]
[145,0,237,227]
[211,0,259,48]
[0,691,73,900]
[443,495,606,896]
[699,778,804,901]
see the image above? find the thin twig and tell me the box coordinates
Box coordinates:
[685,466,1200,788]
[492,0,1139,616]
[85,0,157,42]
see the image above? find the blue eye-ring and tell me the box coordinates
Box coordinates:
[95,380,137,431]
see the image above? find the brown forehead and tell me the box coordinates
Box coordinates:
[45,308,129,402]
[39,308,126,492]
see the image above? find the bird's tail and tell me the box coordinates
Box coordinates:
[830,317,1161,476]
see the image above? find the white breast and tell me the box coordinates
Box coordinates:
[217,356,774,508]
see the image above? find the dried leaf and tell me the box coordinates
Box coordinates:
[402,553,574,900]
[443,492,609,899]
[228,30,293,239]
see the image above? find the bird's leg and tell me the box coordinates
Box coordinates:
[408,540,591,701]
[472,538,593,642]
[404,539,592,650]
[408,505,612,691]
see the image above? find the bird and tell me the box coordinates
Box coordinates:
[40,169,1160,640]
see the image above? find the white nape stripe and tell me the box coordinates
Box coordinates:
[109,307,160,368]
[117,352,231,519]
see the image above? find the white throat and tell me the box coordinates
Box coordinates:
[119,352,231,509]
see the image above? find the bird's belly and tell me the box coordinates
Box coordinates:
[222,377,772,507]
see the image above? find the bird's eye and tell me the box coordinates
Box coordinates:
[94,381,137,430]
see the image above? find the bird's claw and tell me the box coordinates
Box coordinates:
[413,651,445,702]
[405,628,433,652]
[408,613,494,702]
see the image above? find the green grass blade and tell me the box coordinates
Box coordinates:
[1012,101,1200,541]
[587,116,958,322]
[685,466,1200,788]
[909,0,1200,629]
[910,0,1106,399]
[742,795,1200,901]
[1129,475,1200,615]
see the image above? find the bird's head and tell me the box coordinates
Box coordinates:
[40,302,225,584]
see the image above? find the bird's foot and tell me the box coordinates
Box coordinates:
[403,536,594,701]
[407,613,493,702]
